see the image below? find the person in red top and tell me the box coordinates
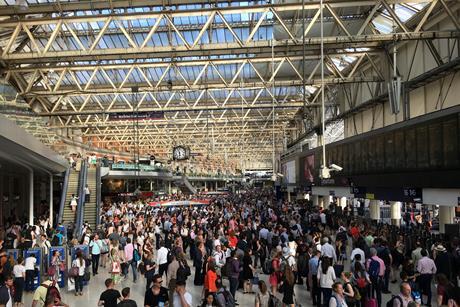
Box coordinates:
[203,263,218,298]
[228,231,238,249]
[350,223,360,240]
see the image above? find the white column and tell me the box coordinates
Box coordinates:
[168,181,171,194]
[339,197,347,209]
[318,196,324,208]
[49,174,53,227]
[390,201,402,226]
[438,206,455,234]
[29,169,34,226]
[287,189,291,202]
[204,181,207,191]
[312,194,319,207]
[369,200,380,220]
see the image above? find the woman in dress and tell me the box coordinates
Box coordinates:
[50,250,63,281]
[269,250,282,296]
[70,194,78,212]
[109,246,121,284]
[280,265,296,307]
[242,249,255,294]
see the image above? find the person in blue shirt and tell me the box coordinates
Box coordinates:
[309,250,321,307]
[89,234,102,276]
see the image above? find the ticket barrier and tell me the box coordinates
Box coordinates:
[23,248,42,291]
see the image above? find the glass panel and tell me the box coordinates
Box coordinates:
[416,126,429,168]
[394,130,405,169]
[385,133,395,170]
[428,122,443,168]
[443,118,458,167]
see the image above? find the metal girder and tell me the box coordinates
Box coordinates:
[0,0,434,17]
[2,31,457,63]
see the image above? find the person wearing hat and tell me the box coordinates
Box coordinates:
[172,280,192,307]
[434,245,453,282]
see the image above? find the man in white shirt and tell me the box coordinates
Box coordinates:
[172,280,192,307]
[350,246,366,265]
[321,237,337,264]
[157,243,169,278]
[24,254,37,291]
[213,245,226,274]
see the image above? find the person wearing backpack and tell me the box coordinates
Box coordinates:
[31,277,64,307]
[366,248,385,307]
[215,279,235,307]
[377,240,392,294]
[390,282,413,307]
[0,275,14,307]
[329,282,348,307]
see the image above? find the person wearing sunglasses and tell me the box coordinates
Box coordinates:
[144,274,169,307]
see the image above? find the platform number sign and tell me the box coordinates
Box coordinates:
[403,187,422,202]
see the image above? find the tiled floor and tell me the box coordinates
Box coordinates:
[22,259,432,307]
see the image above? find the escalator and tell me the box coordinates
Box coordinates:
[174,175,197,195]
[60,169,80,226]
[82,167,98,228]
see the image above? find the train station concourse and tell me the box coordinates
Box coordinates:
[0,0,459,307]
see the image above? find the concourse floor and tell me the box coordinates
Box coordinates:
[22,258,433,307]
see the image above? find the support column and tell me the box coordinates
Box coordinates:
[318,196,324,209]
[339,197,347,209]
[312,194,319,207]
[390,201,402,226]
[369,200,381,220]
[204,181,207,191]
[49,174,53,227]
[438,206,455,234]
[29,169,34,226]
[287,189,291,202]
[168,181,171,194]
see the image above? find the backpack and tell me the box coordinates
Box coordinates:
[268,293,283,307]
[368,258,380,278]
[42,281,61,305]
[133,248,141,262]
[223,257,233,278]
[221,288,235,307]
[386,295,403,307]
[167,249,173,263]
[378,248,391,266]
[263,259,273,275]
[271,235,279,247]
[176,261,191,282]
[51,235,60,246]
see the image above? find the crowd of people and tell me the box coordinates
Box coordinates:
[0,188,460,307]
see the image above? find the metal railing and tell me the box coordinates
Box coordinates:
[57,168,70,224]
[96,163,101,227]
[74,161,87,238]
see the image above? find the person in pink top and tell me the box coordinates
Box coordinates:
[123,238,138,283]
[366,248,385,307]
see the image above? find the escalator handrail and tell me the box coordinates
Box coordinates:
[57,168,70,225]
[74,161,87,238]
[96,163,101,227]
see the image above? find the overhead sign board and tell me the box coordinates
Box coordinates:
[108,111,165,121]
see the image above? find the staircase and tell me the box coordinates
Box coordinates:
[83,168,98,228]
[175,175,197,195]
[61,170,79,225]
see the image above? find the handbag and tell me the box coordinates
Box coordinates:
[47,266,56,277]
[84,270,91,282]
[111,262,121,274]
[251,273,259,285]
[68,267,79,278]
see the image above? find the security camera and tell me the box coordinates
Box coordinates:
[329,164,343,172]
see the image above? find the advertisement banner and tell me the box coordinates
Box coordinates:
[303,154,315,183]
